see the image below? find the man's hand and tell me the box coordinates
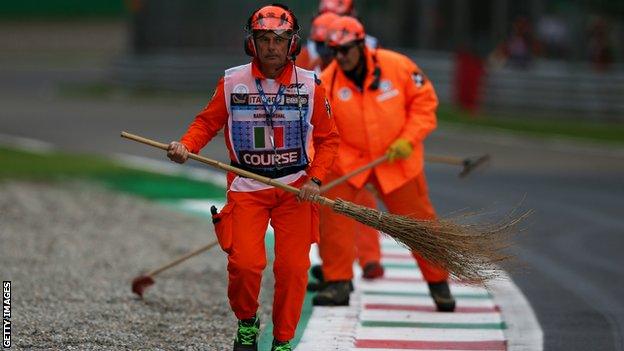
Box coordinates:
[386,138,413,162]
[298,179,321,202]
[167,141,189,164]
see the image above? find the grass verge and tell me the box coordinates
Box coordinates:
[1,146,224,199]
[437,105,624,145]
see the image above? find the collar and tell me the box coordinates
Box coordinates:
[362,47,378,89]
[251,58,294,85]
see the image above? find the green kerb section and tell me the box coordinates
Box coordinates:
[361,320,507,330]
[382,263,419,269]
[363,291,492,299]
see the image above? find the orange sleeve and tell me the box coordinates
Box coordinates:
[180,78,228,154]
[399,59,438,145]
[307,83,340,181]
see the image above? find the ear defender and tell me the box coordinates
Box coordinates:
[244,3,301,59]
[289,33,302,59]
[244,35,257,57]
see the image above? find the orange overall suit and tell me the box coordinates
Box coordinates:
[297,12,383,272]
[319,46,449,284]
[180,60,339,341]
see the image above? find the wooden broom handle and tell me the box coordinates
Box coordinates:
[146,241,219,277]
[120,132,336,207]
[320,155,388,193]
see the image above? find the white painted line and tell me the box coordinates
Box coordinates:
[0,133,56,153]
[362,295,496,308]
[359,281,489,295]
[487,273,544,350]
[113,153,228,187]
[361,310,503,324]
[297,296,360,351]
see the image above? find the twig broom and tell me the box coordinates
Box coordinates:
[121,131,526,282]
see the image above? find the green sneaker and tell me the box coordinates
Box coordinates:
[271,339,292,351]
[233,316,260,351]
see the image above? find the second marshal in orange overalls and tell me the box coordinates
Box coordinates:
[313,16,456,312]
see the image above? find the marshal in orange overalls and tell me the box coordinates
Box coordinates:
[319,46,449,284]
[180,60,339,341]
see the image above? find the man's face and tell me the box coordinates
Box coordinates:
[254,31,291,66]
[332,42,362,72]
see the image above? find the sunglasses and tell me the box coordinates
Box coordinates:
[329,43,357,56]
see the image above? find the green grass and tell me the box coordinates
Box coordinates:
[1,147,224,199]
[437,105,624,144]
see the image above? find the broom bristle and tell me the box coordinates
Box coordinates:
[332,199,530,283]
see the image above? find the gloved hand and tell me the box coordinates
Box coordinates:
[386,138,413,162]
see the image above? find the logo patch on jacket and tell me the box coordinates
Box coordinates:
[338,87,352,101]
[412,72,425,88]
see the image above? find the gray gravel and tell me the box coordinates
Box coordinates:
[0,181,273,350]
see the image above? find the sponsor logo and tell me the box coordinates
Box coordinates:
[233,94,309,107]
[285,95,309,106]
[376,89,400,102]
[286,83,308,94]
[338,87,352,101]
[233,83,249,94]
[240,149,301,167]
[231,94,248,105]
[248,94,284,106]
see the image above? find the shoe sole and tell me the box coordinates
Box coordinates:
[312,299,349,306]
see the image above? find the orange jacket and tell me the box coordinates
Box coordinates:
[296,46,321,72]
[180,60,339,182]
[321,48,438,194]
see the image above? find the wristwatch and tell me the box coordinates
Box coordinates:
[310,177,322,187]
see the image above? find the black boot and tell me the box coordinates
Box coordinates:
[312,280,352,306]
[307,266,354,292]
[233,316,260,351]
[310,264,324,281]
[307,264,326,291]
[428,281,456,312]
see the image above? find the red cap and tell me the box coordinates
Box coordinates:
[327,16,365,47]
[310,12,340,41]
[319,0,354,15]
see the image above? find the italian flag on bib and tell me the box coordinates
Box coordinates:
[254,126,284,149]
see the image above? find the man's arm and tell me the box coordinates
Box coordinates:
[307,83,340,182]
[180,78,229,154]
[398,60,438,146]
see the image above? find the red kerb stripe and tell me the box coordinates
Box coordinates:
[355,339,506,350]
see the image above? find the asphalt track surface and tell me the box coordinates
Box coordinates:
[2,45,624,350]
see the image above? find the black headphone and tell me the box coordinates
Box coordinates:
[244,3,302,59]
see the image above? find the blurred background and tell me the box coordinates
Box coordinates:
[2,0,623,120]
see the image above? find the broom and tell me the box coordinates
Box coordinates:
[121,131,525,282]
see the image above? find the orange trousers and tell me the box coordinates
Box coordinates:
[354,189,381,268]
[319,171,449,283]
[219,176,315,342]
